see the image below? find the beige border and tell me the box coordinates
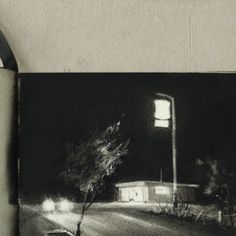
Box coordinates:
[0,0,236,72]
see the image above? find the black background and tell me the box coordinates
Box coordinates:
[20,73,236,201]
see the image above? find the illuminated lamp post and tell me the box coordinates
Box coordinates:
[154,93,177,205]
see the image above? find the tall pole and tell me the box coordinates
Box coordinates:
[160,168,163,182]
[171,96,177,204]
[155,93,177,205]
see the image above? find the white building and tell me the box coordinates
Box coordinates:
[115,181,199,203]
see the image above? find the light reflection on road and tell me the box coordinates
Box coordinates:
[44,211,184,236]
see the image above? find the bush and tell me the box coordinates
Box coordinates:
[151,201,221,226]
[152,202,195,221]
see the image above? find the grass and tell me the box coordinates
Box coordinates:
[151,202,195,220]
[147,202,236,229]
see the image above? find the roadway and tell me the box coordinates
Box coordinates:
[42,204,235,236]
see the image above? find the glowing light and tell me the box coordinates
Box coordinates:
[58,198,74,212]
[154,99,171,128]
[154,119,169,128]
[42,198,55,212]
[154,99,171,120]
[0,58,3,67]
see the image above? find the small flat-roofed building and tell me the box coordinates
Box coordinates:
[115,181,199,203]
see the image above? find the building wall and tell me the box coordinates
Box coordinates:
[142,187,149,202]
[119,186,146,202]
[148,185,197,203]
[148,185,173,203]
[176,186,196,202]
[117,184,198,203]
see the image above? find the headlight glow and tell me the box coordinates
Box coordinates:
[42,198,55,212]
[58,198,74,212]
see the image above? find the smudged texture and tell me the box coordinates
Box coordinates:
[0,68,18,236]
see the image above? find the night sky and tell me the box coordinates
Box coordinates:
[20,73,236,200]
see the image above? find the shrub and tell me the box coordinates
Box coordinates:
[152,202,195,221]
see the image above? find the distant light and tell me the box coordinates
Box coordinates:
[154,99,171,120]
[0,58,3,67]
[154,119,169,128]
[42,199,55,212]
[58,198,74,212]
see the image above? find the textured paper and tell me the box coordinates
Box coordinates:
[0,0,236,72]
[0,69,17,236]
[0,1,236,235]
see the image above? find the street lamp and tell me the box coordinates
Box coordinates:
[154,93,177,205]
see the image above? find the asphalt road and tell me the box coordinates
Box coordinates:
[20,206,65,236]
[42,205,235,236]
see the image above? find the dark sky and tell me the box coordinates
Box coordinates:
[20,73,236,199]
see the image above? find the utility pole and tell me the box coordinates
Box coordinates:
[171,96,177,205]
[160,168,163,182]
[154,93,177,205]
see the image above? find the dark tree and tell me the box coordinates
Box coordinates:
[196,157,235,225]
[62,122,129,236]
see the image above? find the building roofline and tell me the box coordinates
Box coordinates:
[115,180,199,188]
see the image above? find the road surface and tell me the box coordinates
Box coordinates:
[20,205,235,236]
[41,204,235,236]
